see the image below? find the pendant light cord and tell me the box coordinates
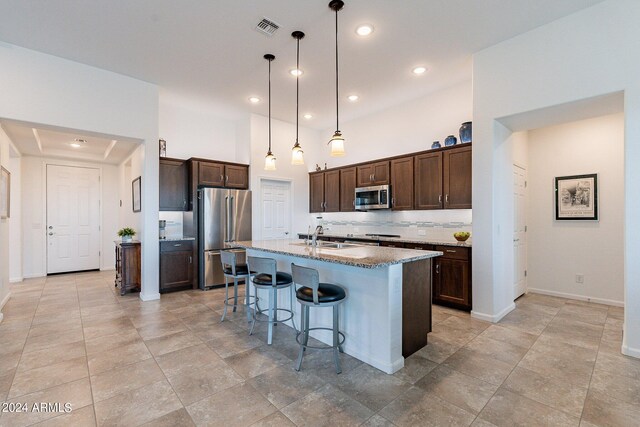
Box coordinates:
[268,56,272,153]
[335,6,340,133]
[296,37,300,144]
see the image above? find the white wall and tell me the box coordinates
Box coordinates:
[472,0,640,357]
[0,44,160,300]
[118,145,144,241]
[249,114,322,239]
[20,156,121,277]
[526,114,624,304]
[0,127,13,320]
[159,95,238,162]
[316,81,472,169]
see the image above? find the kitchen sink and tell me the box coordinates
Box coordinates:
[291,241,359,250]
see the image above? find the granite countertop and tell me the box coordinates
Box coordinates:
[233,239,442,269]
[159,237,196,242]
[297,232,472,248]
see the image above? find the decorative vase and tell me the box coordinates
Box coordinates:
[444,135,457,146]
[122,236,133,243]
[459,122,472,143]
[431,141,441,149]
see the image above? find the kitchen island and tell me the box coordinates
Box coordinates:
[232,239,442,374]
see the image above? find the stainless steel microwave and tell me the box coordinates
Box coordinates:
[355,185,391,210]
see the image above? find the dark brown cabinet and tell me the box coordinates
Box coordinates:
[225,164,249,189]
[391,157,414,210]
[114,241,141,295]
[198,161,225,187]
[192,160,249,189]
[443,145,472,209]
[159,158,188,211]
[339,167,357,212]
[160,240,195,293]
[309,171,340,213]
[415,152,444,210]
[380,241,405,248]
[356,161,389,187]
[433,245,471,310]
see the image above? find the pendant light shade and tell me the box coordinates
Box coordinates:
[264,53,277,171]
[328,0,345,157]
[291,31,306,165]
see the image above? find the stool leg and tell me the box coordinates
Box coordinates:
[232,277,238,313]
[249,284,257,336]
[303,306,310,347]
[290,285,298,332]
[273,287,278,326]
[295,304,306,371]
[267,287,276,345]
[245,277,252,322]
[221,276,230,322]
[333,305,342,374]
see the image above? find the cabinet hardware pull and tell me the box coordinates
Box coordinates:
[173,244,182,247]
[220,175,224,182]
[445,194,449,203]
[446,249,456,253]
[436,264,440,274]
[189,256,192,263]
[226,175,229,184]
[391,197,395,206]
[439,195,442,204]
[352,200,355,206]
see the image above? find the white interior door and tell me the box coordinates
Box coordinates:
[513,164,527,299]
[47,165,101,274]
[260,180,291,240]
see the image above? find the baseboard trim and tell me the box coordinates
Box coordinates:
[10,277,23,283]
[23,273,46,279]
[528,288,624,307]
[471,302,515,323]
[139,292,161,302]
[0,312,3,324]
[0,291,11,323]
[622,344,640,359]
[100,267,116,272]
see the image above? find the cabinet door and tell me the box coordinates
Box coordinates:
[159,159,188,211]
[309,173,325,213]
[415,152,443,210]
[433,258,470,309]
[356,164,374,187]
[160,250,194,292]
[371,161,390,185]
[443,146,472,209]
[391,157,414,210]
[324,170,340,212]
[379,241,405,248]
[339,167,357,212]
[198,161,225,187]
[224,164,249,189]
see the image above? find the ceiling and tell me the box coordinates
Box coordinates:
[0,0,604,130]
[0,120,140,164]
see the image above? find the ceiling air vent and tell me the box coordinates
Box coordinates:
[255,18,280,36]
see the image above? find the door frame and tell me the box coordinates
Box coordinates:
[257,176,294,240]
[512,162,527,300]
[42,160,104,275]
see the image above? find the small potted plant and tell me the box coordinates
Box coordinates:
[118,227,136,242]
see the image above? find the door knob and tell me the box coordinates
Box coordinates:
[48,226,53,229]
[48,232,54,236]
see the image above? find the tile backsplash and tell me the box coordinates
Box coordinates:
[308,210,472,242]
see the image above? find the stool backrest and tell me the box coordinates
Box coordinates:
[247,256,277,286]
[291,263,320,304]
[220,250,238,276]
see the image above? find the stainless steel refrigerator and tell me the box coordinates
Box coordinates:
[198,188,252,289]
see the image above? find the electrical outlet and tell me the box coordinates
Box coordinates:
[575,274,584,284]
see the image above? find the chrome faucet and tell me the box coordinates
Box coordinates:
[311,225,323,248]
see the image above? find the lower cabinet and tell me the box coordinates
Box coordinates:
[433,246,472,311]
[160,240,195,293]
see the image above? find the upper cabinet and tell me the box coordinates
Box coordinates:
[443,145,472,209]
[414,152,444,210]
[195,160,249,189]
[159,158,188,211]
[356,161,389,187]
[225,164,250,189]
[390,157,414,210]
[339,167,357,212]
[309,170,340,213]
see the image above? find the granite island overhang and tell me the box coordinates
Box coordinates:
[231,239,442,374]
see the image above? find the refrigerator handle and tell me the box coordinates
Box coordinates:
[224,196,230,242]
[230,196,235,242]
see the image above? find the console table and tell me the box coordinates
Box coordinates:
[114,240,141,295]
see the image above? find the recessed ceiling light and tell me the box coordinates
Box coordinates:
[347,95,359,102]
[70,142,81,148]
[355,24,374,37]
[412,66,427,75]
[303,114,313,119]
[70,138,86,148]
[290,68,303,76]
[248,96,261,103]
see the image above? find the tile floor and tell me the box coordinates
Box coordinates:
[0,271,638,426]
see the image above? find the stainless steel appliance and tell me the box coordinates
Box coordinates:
[355,185,391,210]
[198,188,252,289]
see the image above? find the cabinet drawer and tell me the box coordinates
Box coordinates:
[380,241,405,248]
[406,243,435,251]
[160,240,194,253]
[436,245,469,260]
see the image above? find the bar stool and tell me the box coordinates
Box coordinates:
[247,256,298,345]
[220,250,257,322]
[291,263,346,374]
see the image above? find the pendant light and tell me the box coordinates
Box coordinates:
[328,0,345,157]
[291,31,306,165]
[264,53,277,171]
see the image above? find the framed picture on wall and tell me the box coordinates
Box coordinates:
[132,176,142,213]
[0,166,10,219]
[555,173,598,220]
